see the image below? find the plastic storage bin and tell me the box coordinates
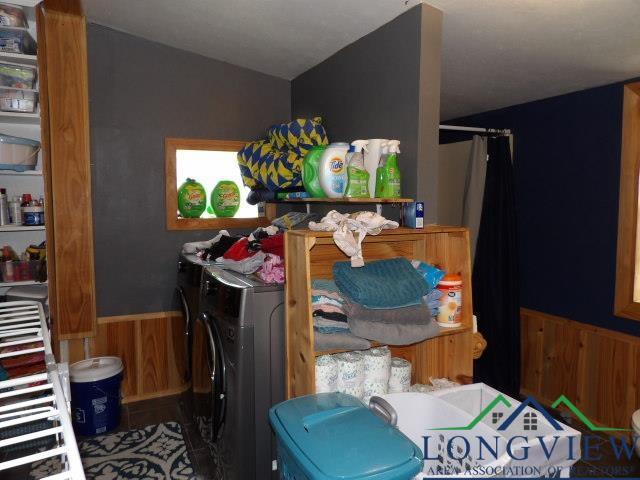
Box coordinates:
[70,356,123,436]
[0,61,35,89]
[376,383,581,478]
[0,259,42,282]
[0,4,28,28]
[0,132,40,171]
[269,392,423,480]
[0,86,36,112]
[0,27,36,54]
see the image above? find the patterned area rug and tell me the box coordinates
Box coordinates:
[30,422,195,479]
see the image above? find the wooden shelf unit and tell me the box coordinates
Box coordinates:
[285,226,475,399]
[272,197,414,204]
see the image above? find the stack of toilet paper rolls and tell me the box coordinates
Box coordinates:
[314,346,411,402]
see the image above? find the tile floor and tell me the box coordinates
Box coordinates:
[97,394,216,479]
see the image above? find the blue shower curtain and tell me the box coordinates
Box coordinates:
[472,135,520,395]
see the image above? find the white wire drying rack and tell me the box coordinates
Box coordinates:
[0,301,85,480]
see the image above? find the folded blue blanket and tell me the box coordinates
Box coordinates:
[333,257,431,309]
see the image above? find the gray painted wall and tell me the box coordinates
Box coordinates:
[87,24,290,316]
[291,4,442,221]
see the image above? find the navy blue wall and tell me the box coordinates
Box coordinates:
[442,78,640,336]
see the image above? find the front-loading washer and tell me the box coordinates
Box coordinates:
[191,266,284,479]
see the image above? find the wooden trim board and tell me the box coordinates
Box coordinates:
[615,82,640,320]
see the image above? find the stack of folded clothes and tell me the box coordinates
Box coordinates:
[312,279,348,333]
[334,257,445,345]
[309,257,448,349]
[311,279,371,351]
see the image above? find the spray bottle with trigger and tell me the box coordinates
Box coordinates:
[375,140,401,198]
[374,141,389,197]
[344,140,370,198]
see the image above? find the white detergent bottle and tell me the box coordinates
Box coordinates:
[318,142,349,198]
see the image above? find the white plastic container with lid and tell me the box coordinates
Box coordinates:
[318,142,349,198]
[70,356,124,435]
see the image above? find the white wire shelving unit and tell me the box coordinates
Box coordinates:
[0,301,84,479]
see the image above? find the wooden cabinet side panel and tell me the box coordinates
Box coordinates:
[285,233,315,398]
[41,0,96,339]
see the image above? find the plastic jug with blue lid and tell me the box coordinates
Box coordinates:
[269,392,423,479]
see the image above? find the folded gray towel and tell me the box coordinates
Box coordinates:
[314,331,371,351]
[344,300,433,325]
[348,316,441,345]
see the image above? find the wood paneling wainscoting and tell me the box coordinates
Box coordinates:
[67,311,188,403]
[521,308,639,429]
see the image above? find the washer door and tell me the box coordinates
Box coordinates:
[175,286,192,383]
[192,312,226,444]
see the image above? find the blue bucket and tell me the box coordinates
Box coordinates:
[70,356,123,436]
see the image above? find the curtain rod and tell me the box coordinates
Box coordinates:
[439,124,511,135]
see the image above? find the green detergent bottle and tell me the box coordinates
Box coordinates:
[211,180,240,217]
[177,178,207,218]
[375,140,402,198]
[344,140,370,198]
[301,145,327,198]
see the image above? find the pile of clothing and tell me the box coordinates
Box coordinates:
[311,257,446,350]
[312,279,372,351]
[182,227,284,283]
[0,342,45,381]
[181,212,322,284]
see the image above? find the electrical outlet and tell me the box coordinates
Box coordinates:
[272,459,277,471]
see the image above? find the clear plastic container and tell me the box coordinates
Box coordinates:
[0,61,35,89]
[0,27,36,55]
[0,4,28,29]
[0,86,37,112]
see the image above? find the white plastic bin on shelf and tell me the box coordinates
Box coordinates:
[374,383,581,478]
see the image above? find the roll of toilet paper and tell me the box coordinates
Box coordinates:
[388,357,412,393]
[362,346,391,384]
[315,355,338,393]
[363,380,388,404]
[335,351,365,399]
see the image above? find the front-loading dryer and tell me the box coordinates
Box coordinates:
[191,266,284,479]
